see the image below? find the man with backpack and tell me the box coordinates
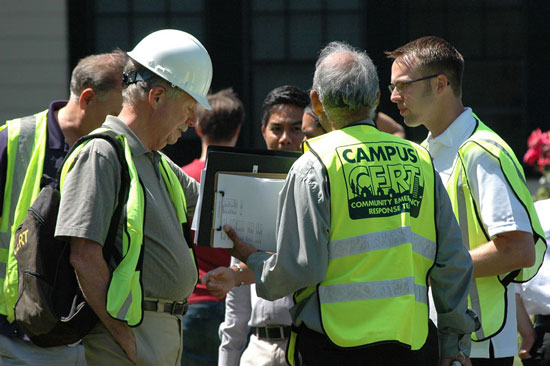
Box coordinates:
[0,50,126,365]
[54,29,212,365]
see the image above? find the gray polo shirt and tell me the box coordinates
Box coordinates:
[55,116,199,301]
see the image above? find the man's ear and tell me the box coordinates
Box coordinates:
[195,123,203,137]
[148,87,165,109]
[78,88,95,110]
[310,90,324,116]
[261,123,270,147]
[436,74,449,94]
[234,124,242,139]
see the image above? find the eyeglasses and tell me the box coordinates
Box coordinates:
[388,74,441,93]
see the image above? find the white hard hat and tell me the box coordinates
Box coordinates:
[127,29,213,109]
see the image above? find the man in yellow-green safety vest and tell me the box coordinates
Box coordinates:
[388,36,546,366]
[54,29,212,366]
[202,41,478,366]
[0,51,126,366]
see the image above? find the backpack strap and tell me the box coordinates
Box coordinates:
[58,133,130,267]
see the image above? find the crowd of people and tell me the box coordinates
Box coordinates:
[0,28,547,366]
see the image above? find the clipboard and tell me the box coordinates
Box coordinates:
[195,146,301,247]
[211,172,287,251]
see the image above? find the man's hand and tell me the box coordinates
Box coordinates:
[516,293,536,360]
[201,261,256,298]
[70,237,137,364]
[223,225,259,262]
[118,329,137,364]
[519,336,535,360]
[201,267,238,298]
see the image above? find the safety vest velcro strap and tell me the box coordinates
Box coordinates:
[319,276,427,304]
[328,227,436,262]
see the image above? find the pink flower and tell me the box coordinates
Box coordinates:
[527,129,543,149]
[524,148,540,166]
[525,129,550,172]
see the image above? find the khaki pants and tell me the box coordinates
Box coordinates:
[0,334,85,366]
[84,311,182,366]
[240,334,288,366]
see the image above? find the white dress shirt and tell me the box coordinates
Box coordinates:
[520,199,550,315]
[425,108,532,358]
[218,257,293,366]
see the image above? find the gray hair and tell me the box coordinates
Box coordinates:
[122,57,183,106]
[70,50,127,102]
[312,42,379,123]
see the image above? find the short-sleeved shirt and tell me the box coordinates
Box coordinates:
[425,107,532,358]
[55,116,200,301]
[519,199,550,315]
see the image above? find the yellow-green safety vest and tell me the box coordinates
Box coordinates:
[60,128,196,326]
[0,111,49,320]
[287,124,437,364]
[440,114,546,341]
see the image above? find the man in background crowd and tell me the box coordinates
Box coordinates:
[260,85,309,151]
[218,85,309,366]
[181,88,245,366]
[0,50,126,366]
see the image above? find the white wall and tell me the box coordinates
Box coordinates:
[0,0,68,123]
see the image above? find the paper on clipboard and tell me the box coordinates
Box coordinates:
[191,168,207,243]
[212,172,286,251]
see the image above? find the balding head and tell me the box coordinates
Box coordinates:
[70,50,127,102]
[312,42,379,127]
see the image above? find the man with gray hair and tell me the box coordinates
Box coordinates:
[203,41,477,365]
[0,50,126,365]
[55,29,211,365]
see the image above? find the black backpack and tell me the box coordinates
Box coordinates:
[12,133,129,347]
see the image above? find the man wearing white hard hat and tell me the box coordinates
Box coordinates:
[54,29,212,365]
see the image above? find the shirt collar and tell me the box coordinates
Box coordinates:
[426,107,476,149]
[47,100,69,151]
[347,118,377,128]
[102,116,149,156]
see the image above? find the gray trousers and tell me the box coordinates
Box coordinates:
[0,334,85,366]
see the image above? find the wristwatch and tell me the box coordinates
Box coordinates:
[232,263,245,287]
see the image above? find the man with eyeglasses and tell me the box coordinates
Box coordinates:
[387,36,546,366]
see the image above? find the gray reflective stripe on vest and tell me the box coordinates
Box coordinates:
[0,116,37,234]
[328,226,436,262]
[117,291,133,320]
[319,276,427,305]
[477,138,526,185]
[0,116,38,279]
[456,172,485,340]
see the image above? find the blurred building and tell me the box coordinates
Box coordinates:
[1,0,548,170]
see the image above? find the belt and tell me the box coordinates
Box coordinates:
[253,325,291,341]
[142,299,188,316]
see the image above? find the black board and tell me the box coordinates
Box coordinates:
[195,146,301,246]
